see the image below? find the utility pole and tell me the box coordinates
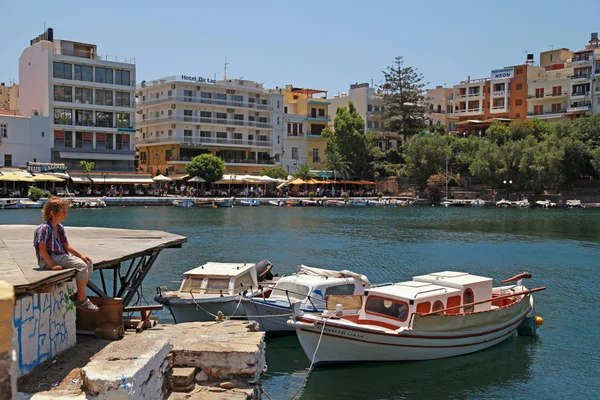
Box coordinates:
[224,57,229,80]
[445,157,449,200]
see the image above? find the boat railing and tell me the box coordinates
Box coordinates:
[247,284,321,311]
[413,287,447,298]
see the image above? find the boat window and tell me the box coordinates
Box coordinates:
[325,283,356,297]
[206,278,230,293]
[273,282,310,301]
[416,301,431,314]
[432,301,444,312]
[447,295,462,314]
[365,296,409,322]
[463,288,474,313]
[181,277,203,291]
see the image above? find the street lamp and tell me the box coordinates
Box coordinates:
[503,179,512,200]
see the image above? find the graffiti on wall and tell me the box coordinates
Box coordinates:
[12,282,76,376]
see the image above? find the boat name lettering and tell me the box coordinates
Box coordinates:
[324,327,365,339]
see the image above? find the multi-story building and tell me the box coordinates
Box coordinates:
[18,28,137,172]
[527,49,573,121]
[135,76,284,176]
[426,86,456,132]
[282,85,329,172]
[328,83,402,150]
[452,59,544,134]
[0,83,19,113]
[0,110,52,167]
[568,33,600,116]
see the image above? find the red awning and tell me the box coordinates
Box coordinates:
[96,133,106,140]
[55,131,65,139]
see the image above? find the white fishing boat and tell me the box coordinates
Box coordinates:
[535,200,556,208]
[322,199,349,207]
[366,199,385,207]
[19,199,44,208]
[155,260,274,323]
[564,199,584,209]
[513,199,530,208]
[84,198,106,208]
[268,199,285,207]
[288,271,545,366]
[173,199,195,208]
[349,199,367,207]
[244,265,370,335]
[441,200,452,207]
[496,199,511,208]
[471,199,486,207]
[215,198,234,207]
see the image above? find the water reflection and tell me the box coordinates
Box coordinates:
[263,335,537,400]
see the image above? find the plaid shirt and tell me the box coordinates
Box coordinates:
[33,221,69,262]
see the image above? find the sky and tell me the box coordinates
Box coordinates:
[2,0,599,95]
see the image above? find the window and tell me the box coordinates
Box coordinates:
[367,105,373,112]
[325,284,355,296]
[273,282,310,301]
[167,109,172,116]
[115,70,130,86]
[105,133,114,149]
[75,132,93,149]
[535,88,544,98]
[115,133,124,149]
[200,111,212,118]
[75,110,93,126]
[4,154,12,167]
[216,132,227,139]
[183,90,193,100]
[74,65,92,82]
[291,147,298,160]
[533,105,543,114]
[200,92,212,99]
[96,112,113,128]
[312,148,320,163]
[96,90,113,106]
[54,86,73,102]
[165,149,172,161]
[200,131,211,138]
[552,86,562,96]
[516,83,523,91]
[432,301,444,312]
[299,124,303,134]
[516,99,523,106]
[75,87,93,104]
[54,108,72,125]
[233,114,244,124]
[183,109,193,121]
[374,106,380,112]
[416,302,431,314]
[53,62,72,79]
[318,108,325,117]
[550,54,557,61]
[287,123,291,134]
[0,123,7,138]
[95,67,113,84]
[284,106,288,114]
[446,295,462,314]
[232,95,243,103]
[552,103,562,113]
[116,113,130,128]
[216,112,227,119]
[367,121,373,129]
[168,129,173,136]
[365,296,408,321]
[233,132,243,140]
[259,116,268,123]
[140,152,147,162]
[374,121,380,129]
[463,289,474,313]
[167,90,172,97]
[215,93,227,101]
[292,123,298,135]
[116,92,130,107]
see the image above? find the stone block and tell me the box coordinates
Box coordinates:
[170,367,197,389]
[82,336,172,399]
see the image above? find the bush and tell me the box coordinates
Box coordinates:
[343,192,350,199]
[308,192,315,198]
[377,192,384,198]
[28,186,46,201]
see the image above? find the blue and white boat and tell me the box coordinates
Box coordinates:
[215,198,234,207]
[240,199,260,207]
[173,199,195,208]
[349,199,367,207]
[243,265,370,335]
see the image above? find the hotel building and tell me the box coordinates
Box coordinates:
[135,76,284,176]
[328,83,402,150]
[282,85,330,172]
[527,49,573,121]
[426,86,456,132]
[18,28,137,172]
[568,33,600,116]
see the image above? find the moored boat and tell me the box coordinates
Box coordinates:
[173,199,195,208]
[19,199,44,208]
[240,199,260,207]
[0,199,23,209]
[85,198,106,208]
[288,271,545,366]
[215,198,234,207]
[195,199,216,208]
[496,199,511,208]
[268,199,285,207]
[322,199,349,207]
[366,199,385,207]
[471,199,486,207]
[564,199,584,209]
[155,260,274,323]
[535,200,556,208]
[349,199,367,207]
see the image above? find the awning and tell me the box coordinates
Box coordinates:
[70,175,92,183]
[59,152,134,161]
[168,173,189,181]
[91,177,155,184]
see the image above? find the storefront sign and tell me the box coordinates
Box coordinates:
[491,68,514,80]
[181,75,216,84]
[26,162,67,173]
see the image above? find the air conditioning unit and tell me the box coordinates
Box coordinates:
[255,130,260,134]
[196,125,201,129]
[171,124,176,129]
[197,86,201,91]
[136,110,142,114]
[171,84,176,89]
[171,104,176,109]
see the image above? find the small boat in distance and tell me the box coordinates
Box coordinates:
[496,199,511,208]
[471,199,486,207]
[240,199,260,207]
[268,199,285,206]
[288,271,545,366]
[215,198,234,207]
[564,199,585,209]
[173,199,195,208]
[536,200,556,208]
[155,260,274,323]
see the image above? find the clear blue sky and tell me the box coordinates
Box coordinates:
[2,0,599,95]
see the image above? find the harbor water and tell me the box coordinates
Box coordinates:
[2,206,598,399]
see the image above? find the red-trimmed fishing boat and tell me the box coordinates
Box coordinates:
[287,271,545,366]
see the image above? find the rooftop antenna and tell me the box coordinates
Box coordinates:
[550,44,554,50]
[371,77,374,87]
[224,57,229,80]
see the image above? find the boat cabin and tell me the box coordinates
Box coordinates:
[356,271,493,328]
[179,262,258,296]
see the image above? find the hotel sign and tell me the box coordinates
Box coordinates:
[491,68,514,80]
[181,75,216,84]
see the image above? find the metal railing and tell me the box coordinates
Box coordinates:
[571,74,591,79]
[54,48,135,64]
[572,55,591,62]
[527,109,566,116]
[137,95,272,110]
[137,115,273,129]
[137,135,273,148]
[167,155,275,165]
[571,91,591,97]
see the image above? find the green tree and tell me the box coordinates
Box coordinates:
[293,163,313,181]
[469,139,503,188]
[185,154,225,183]
[402,133,452,187]
[380,56,430,138]
[324,102,375,178]
[79,160,95,188]
[325,149,353,181]
[426,172,447,201]
[260,166,288,179]
[485,121,510,146]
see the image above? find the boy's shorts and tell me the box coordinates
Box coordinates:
[39,253,93,283]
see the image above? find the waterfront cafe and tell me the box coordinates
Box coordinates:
[69,171,154,196]
[1,165,69,197]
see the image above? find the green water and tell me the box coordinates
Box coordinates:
[2,206,598,399]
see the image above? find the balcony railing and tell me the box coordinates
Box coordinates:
[467,92,481,97]
[167,155,275,165]
[571,74,591,79]
[491,105,508,110]
[492,90,509,97]
[287,132,304,137]
[54,48,135,64]
[527,109,566,116]
[137,95,272,110]
[137,135,273,148]
[137,115,273,129]
[456,93,467,98]
[307,114,331,120]
[572,55,591,62]
[567,102,592,112]
[571,91,591,97]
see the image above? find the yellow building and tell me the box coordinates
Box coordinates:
[282,85,329,172]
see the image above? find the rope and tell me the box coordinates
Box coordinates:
[258,383,274,400]
[189,291,292,320]
[289,317,329,400]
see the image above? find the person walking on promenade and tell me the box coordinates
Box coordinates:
[33,197,99,312]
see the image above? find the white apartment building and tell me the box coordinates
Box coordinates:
[426,86,455,132]
[568,33,600,116]
[0,110,52,167]
[328,83,402,150]
[18,28,137,172]
[135,76,284,176]
[527,49,573,121]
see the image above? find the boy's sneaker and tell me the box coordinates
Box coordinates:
[69,294,99,312]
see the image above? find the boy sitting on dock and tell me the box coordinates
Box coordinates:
[33,197,99,312]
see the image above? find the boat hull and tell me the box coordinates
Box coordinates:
[290,298,532,365]
[243,300,297,334]
[156,296,245,323]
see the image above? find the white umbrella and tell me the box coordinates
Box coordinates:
[152,174,172,182]
[188,176,205,182]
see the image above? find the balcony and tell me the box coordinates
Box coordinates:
[307,113,331,122]
[467,92,482,97]
[137,115,272,129]
[526,109,566,119]
[490,105,509,113]
[571,91,591,99]
[53,120,135,132]
[453,108,483,116]
[53,141,134,154]
[571,74,591,80]
[53,48,135,64]
[567,102,592,113]
[287,132,304,138]
[572,55,591,64]
[167,156,275,166]
[456,93,467,98]
[137,95,272,110]
[137,135,273,148]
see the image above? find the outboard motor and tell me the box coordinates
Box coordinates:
[255,259,274,281]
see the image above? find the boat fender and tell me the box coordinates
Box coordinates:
[536,316,544,326]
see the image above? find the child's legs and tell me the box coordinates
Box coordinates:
[51,253,93,299]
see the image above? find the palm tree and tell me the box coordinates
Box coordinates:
[293,163,313,181]
[79,160,95,189]
[325,150,353,182]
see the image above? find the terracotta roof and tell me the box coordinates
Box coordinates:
[0,109,26,117]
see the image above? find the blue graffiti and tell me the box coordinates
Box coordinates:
[13,284,75,375]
